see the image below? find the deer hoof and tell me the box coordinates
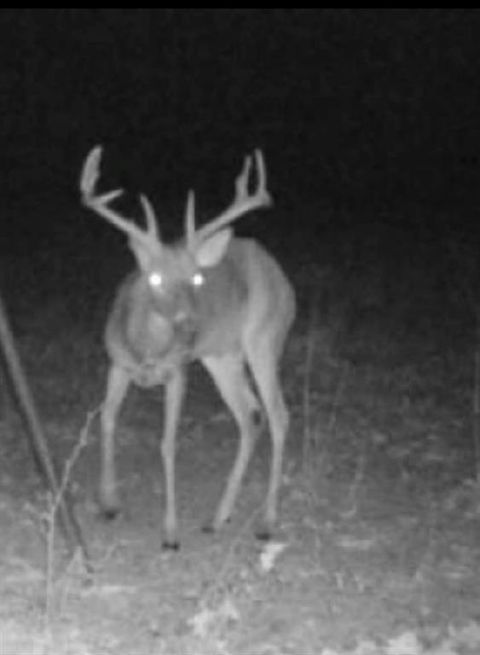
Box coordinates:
[102,507,120,521]
[162,539,180,551]
[255,526,273,541]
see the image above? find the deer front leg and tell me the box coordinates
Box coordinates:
[99,364,130,518]
[161,367,186,549]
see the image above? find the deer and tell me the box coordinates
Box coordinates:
[80,145,296,549]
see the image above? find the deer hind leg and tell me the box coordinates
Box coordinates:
[202,353,261,531]
[246,333,290,539]
[99,364,130,518]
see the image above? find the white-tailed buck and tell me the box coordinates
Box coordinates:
[80,145,296,548]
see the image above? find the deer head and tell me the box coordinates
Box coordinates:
[81,146,271,304]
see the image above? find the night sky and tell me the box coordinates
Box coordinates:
[1,9,480,248]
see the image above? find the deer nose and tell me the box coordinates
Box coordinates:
[173,310,188,324]
[148,313,174,347]
[173,311,197,344]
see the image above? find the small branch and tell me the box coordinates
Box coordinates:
[0,291,91,568]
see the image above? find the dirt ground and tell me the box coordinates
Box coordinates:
[1,226,480,655]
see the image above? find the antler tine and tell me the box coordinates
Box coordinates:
[184,189,196,250]
[80,144,103,198]
[140,194,160,241]
[193,149,272,245]
[80,145,157,246]
[253,148,268,199]
[234,153,253,199]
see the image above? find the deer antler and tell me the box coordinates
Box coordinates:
[187,149,272,248]
[80,146,160,244]
[139,194,160,242]
[184,189,196,249]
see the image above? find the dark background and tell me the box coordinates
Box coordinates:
[1,8,479,250]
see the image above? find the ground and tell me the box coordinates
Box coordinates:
[1,214,480,654]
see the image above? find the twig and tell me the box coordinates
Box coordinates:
[444,236,480,482]
[301,292,318,465]
[43,407,100,626]
[327,361,349,434]
[473,312,480,483]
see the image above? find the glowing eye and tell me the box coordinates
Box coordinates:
[192,272,204,287]
[149,272,163,288]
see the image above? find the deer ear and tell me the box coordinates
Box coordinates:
[195,228,232,268]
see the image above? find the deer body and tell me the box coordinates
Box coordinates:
[81,146,295,548]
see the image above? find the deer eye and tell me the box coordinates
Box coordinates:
[148,271,163,288]
[191,272,204,288]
